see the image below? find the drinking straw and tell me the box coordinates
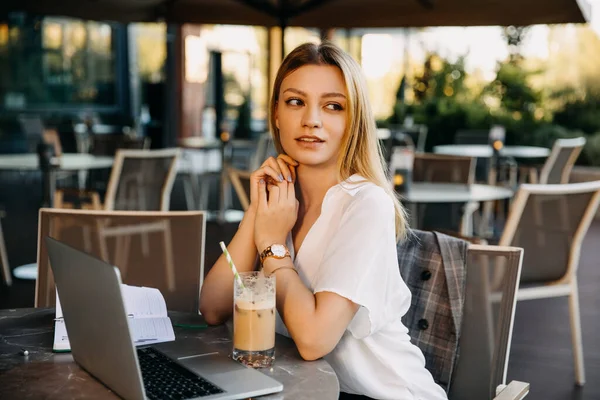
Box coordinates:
[219,241,245,289]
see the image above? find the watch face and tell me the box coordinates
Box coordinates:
[271,244,286,257]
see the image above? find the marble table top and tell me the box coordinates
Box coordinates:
[0,153,114,171]
[0,308,339,399]
[401,183,514,203]
[433,144,550,159]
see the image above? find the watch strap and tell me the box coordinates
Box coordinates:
[259,244,291,265]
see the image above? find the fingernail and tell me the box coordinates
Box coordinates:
[278,174,284,182]
[259,179,265,185]
[287,176,293,182]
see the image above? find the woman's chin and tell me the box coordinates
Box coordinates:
[291,155,335,168]
[282,147,336,168]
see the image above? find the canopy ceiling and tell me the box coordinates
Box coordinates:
[0,0,592,28]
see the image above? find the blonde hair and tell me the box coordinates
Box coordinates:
[270,42,407,240]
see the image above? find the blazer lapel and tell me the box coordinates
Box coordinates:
[434,231,468,336]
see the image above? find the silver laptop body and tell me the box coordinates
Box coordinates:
[46,237,283,400]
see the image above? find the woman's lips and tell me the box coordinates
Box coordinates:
[295,137,325,149]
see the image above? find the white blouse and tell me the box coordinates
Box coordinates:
[276,174,448,400]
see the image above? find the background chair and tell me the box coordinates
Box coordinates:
[522,137,586,185]
[35,209,206,314]
[449,244,524,399]
[248,132,276,171]
[398,229,528,399]
[90,134,150,156]
[496,180,600,386]
[413,153,475,183]
[410,153,477,234]
[228,167,252,211]
[0,209,11,286]
[391,124,428,153]
[454,129,492,146]
[454,128,494,183]
[104,148,180,211]
[86,134,151,194]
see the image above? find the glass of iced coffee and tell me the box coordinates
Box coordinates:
[232,271,276,368]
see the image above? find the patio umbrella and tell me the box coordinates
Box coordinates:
[0,0,591,28]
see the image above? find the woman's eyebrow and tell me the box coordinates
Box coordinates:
[283,88,346,99]
[322,92,346,99]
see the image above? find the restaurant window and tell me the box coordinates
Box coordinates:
[0,14,117,110]
[198,25,269,136]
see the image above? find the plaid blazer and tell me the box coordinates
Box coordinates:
[398,229,468,393]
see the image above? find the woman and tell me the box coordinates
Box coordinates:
[199,42,447,400]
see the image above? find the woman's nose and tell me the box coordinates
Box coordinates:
[301,107,323,128]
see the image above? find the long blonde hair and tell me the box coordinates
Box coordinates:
[270,42,407,240]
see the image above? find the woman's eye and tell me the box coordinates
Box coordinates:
[285,98,303,106]
[325,103,343,111]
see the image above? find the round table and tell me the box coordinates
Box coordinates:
[0,153,115,280]
[178,136,222,150]
[401,183,514,236]
[433,144,550,159]
[0,153,114,171]
[0,152,114,209]
[0,308,340,399]
[402,183,514,203]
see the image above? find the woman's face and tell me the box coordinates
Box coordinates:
[275,65,347,168]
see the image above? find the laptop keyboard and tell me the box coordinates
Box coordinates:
[137,347,225,399]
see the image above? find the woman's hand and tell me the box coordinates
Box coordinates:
[254,177,299,253]
[249,155,298,212]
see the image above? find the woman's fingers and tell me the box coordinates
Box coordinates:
[261,156,298,183]
[257,179,268,210]
[276,157,294,183]
[257,165,283,184]
[287,179,295,201]
[278,155,297,182]
[278,154,299,167]
[261,157,284,183]
[267,184,280,206]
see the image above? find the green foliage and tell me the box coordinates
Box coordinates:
[553,93,600,134]
[411,54,470,103]
[384,50,600,166]
[524,124,582,148]
[583,132,600,167]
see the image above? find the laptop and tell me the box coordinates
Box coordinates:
[46,237,283,400]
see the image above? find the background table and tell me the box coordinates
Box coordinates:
[0,308,340,399]
[402,182,514,203]
[401,183,514,235]
[0,153,115,207]
[433,144,551,159]
[0,153,114,171]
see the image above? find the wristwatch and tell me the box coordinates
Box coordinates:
[259,244,291,265]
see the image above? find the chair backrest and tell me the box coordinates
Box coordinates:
[539,137,586,184]
[449,244,524,400]
[228,167,252,211]
[54,189,102,210]
[249,132,276,170]
[454,129,491,145]
[413,153,475,184]
[91,134,150,156]
[18,114,45,137]
[105,148,179,211]
[391,125,428,153]
[499,180,600,284]
[18,115,53,153]
[35,209,206,313]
